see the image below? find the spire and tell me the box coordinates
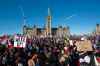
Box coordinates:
[48,8,51,16]
[23,16,26,26]
[46,8,52,36]
[19,5,27,35]
[47,8,51,21]
[20,6,26,26]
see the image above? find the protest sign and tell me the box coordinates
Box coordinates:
[14,35,26,48]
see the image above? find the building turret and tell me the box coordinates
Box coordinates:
[96,24,100,35]
[46,8,52,36]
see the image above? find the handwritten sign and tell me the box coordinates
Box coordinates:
[14,35,26,48]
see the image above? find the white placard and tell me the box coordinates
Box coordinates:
[14,35,26,48]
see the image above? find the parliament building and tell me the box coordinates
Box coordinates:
[23,8,70,38]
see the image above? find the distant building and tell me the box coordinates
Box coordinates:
[92,24,100,36]
[23,8,70,38]
[96,24,100,35]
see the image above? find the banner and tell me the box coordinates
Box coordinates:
[14,35,26,48]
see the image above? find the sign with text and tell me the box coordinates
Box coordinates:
[14,35,26,48]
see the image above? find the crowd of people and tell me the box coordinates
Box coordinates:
[0,37,100,66]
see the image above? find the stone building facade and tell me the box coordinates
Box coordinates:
[23,8,70,38]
